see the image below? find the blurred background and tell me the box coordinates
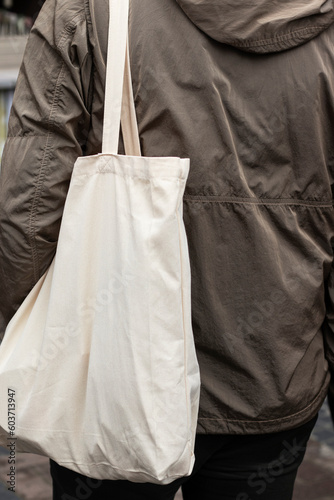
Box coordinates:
[0,0,334,498]
[0,0,45,158]
[0,0,45,18]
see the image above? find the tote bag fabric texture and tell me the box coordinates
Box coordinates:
[0,0,200,484]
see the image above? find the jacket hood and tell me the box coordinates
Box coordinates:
[176,0,334,53]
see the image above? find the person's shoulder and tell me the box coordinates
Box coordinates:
[32,0,89,48]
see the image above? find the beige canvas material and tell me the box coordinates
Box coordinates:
[1,0,334,436]
[0,0,200,484]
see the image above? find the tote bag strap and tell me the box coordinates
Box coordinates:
[102,0,141,156]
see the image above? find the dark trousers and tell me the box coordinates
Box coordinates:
[50,414,317,500]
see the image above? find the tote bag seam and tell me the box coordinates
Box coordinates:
[75,156,187,181]
[176,189,191,442]
[56,460,186,479]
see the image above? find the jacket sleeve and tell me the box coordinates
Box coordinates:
[0,0,93,340]
[324,254,334,425]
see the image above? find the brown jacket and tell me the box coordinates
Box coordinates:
[1,0,334,434]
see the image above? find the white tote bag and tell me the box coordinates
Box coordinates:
[0,0,200,485]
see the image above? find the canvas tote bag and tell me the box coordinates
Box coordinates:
[0,0,200,484]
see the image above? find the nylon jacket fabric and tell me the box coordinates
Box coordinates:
[1,0,334,434]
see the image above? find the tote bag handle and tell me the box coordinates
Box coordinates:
[102,0,141,157]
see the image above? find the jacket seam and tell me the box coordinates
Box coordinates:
[199,384,326,424]
[230,24,331,49]
[184,196,333,208]
[5,134,57,139]
[56,11,86,50]
[56,8,93,137]
[82,0,94,150]
[28,61,66,284]
[84,0,92,27]
[0,256,11,322]
[87,0,107,72]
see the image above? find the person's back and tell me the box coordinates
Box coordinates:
[1,0,334,498]
[125,0,334,433]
